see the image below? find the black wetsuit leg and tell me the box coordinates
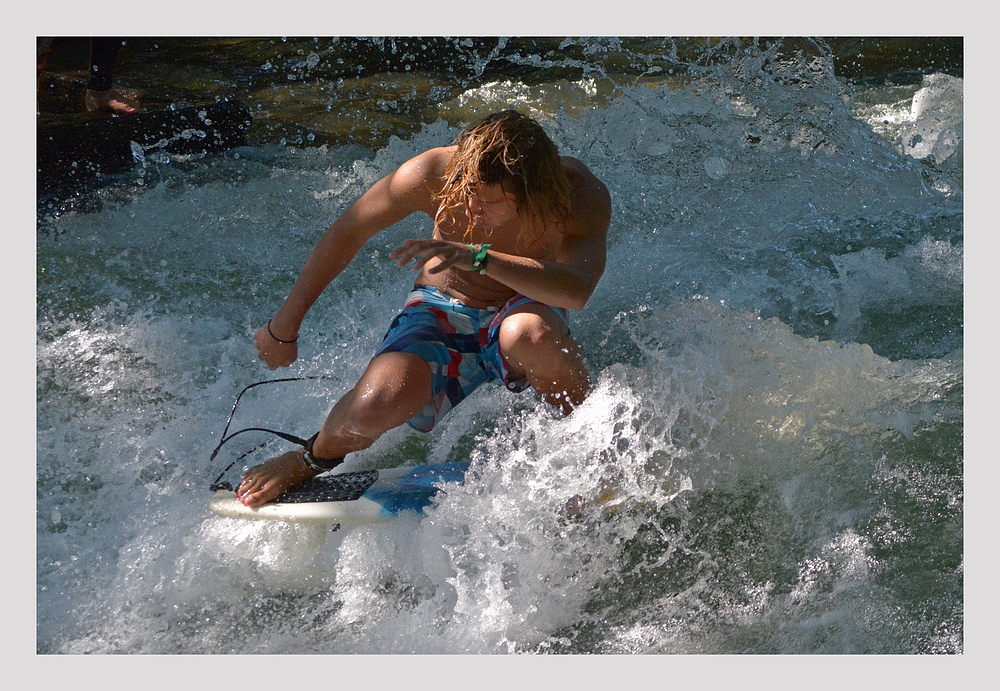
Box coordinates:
[88,38,124,91]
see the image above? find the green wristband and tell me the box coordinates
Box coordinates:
[470,243,491,274]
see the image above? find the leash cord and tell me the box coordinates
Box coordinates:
[208,375,336,491]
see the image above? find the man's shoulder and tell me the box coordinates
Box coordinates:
[385,147,455,205]
[556,156,611,236]
[561,157,610,208]
[392,146,455,188]
[561,156,606,191]
[408,146,456,174]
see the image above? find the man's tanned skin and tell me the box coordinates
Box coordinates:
[237,114,611,509]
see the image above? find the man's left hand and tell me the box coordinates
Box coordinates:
[390,239,476,274]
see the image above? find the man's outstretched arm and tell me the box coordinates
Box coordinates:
[256,150,444,369]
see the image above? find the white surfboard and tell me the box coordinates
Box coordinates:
[209,461,469,526]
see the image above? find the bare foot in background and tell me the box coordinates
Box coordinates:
[84,88,138,116]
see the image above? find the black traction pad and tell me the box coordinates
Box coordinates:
[274,469,380,504]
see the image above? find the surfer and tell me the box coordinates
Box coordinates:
[236,110,611,508]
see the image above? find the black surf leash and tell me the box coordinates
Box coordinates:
[208,375,337,491]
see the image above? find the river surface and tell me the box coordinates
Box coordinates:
[35,37,966,660]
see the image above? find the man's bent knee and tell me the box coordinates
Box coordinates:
[498,307,571,364]
[497,306,590,410]
[350,352,432,427]
[316,352,433,456]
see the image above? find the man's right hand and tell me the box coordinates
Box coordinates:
[254,324,298,370]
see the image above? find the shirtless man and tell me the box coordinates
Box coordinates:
[236,110,612,508]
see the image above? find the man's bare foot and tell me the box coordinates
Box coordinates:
[84,88,138,116]
[236,451,317,508]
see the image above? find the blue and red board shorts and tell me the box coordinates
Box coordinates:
[374,284,570,432]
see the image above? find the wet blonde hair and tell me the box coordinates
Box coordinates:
[436,110,573,246]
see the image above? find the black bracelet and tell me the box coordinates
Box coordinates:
[301,433,345,473]
[267,320,298,344]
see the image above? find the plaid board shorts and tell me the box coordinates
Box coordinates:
[373,284,570,432]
